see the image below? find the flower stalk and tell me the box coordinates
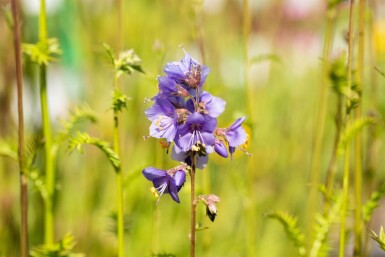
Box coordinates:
[339,1,355,256]
[190,152,197,257]
[11,0,28,254]
[38,0,55,244]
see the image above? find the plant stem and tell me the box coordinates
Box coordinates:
[307,6,336,252]
[354,0,365,256]
[190,152,197,257]
[113,78,125,257]
[11,0,28,255]
[38,0,55,245]
[339,1,355,256]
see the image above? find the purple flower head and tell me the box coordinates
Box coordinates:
[145,99,178,142]
[175,112,217,152]
[186,91,226,118]
[142,166,186,204]
[215,117,247,158]
[164,52,210,91]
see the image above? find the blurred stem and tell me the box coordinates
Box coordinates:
[190,152,197,257]
[242,0,257,256]
[307,5,336,253]
[354,0,365,256]
[39,0,55,245]
[325,94,342,213]
[11,0,28,255]
[113,77,125,257]
[339,1,355,257]
[116,0,122,51]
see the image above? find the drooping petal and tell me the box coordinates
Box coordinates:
[142,167,167,181]
[214,139,228,158]
[228,117,246,131]
[226,127,247,147]
[174,170,186,191]
[168,179,180,203]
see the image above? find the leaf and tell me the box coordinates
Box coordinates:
[265,211,305,256]
[338,117,377,155]
[363,184,385,223]
[57,105,97,143]
[23,38,62,65]
[375,66,385,77]
[309,192,342,257]
[112,89,130,113]
[0,140,17,161]
[250,54,281,65]
[68,132,120,172]
[102,43,115,66]
[30,233,84,257]
[371,227,385,252]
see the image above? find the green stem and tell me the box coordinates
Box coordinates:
[11,0,28,255]
[339,1,355,256]
[190,152,197,257]
[354,0,365,256]
[307,7,336,253]
[40,64,55,245]
[39,0,47,44]
[113,77,124,257]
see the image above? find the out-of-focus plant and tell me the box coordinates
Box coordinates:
[69,43,143,257]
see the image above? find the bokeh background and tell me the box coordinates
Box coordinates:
[1,0,385,256]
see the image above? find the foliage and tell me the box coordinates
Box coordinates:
[30,234,84,257]
[371,227,385,252]
[265,211,305,256]
[363,184,385,223]
[68,132,120,172]
[23,38,62,65]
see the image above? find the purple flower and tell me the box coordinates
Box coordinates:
[175,112,217,152]
[214,117,247,158]
[186,91,226,118]
[152,76,190,101]
[164,52,210,90]
[142,166,186,204]
[145,99,178,142]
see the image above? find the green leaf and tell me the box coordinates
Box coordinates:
[112,89,130,113]
[363,184,385,223]
[309,192,342,257]
[30,233,84,257]
[371,227,385,252]
[338,117,377,155]
[57,105,97,143]
[68,132,120,172]
[0,140,17,161]
[250,54,281,65]
[23,38,62,65]
[265,211,305,256]
[375,66,385,78]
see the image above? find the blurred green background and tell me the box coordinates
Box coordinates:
[1,0,385,256]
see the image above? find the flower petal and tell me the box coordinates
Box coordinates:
[174,170,186,191]
[228,117,246,131]
[214,140,228,158]
[226,126,247,147]
[142,167,167,181]
[168,179,180,203]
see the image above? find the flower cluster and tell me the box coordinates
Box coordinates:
[143,52,248,204]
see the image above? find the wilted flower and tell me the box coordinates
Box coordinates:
[199,194,220,222]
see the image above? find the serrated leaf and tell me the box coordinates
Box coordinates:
[30,233,84,257]
[57,105,97,143]
[363,184,385,223]
[68,132,120,172]
[23,38,62,65]
[338,117,377,155]
[0,140,17,161]
[266,211,305,256]
[371,227,385,252]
